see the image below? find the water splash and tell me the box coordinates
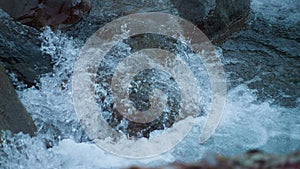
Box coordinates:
[1,2,300,166]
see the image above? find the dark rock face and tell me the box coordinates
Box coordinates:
[220,5,300,108]
[63,0,178,41]
[172,0,250,43]
[171,0,215,27]
[64,0,250,43]
[0,9,52,86]
[0,65,36,137]
[170,0,299,108]
[0,0,91,28]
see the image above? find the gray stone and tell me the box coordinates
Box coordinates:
[171,0,215,25]
[63,0,178,41]
[0,0,91,28]
[0,65,36,137]
[220,4,300,107]
[63,0,250,44]
[172,0,251,43]
[0,9,52,86]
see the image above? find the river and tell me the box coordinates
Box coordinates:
[0,0,299,168]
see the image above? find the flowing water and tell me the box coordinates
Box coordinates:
[0,0,300,168]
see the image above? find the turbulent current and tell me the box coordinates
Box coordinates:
[0,0,299,168]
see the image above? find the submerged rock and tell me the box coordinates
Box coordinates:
[64,0,250,139]
[0,65,36,137]
[0,0,91,28]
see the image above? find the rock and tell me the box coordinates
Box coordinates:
[0,0,249,87]
[171,0,250,43]
[127,150,300,169]
[0,0,91,28]
[62,0,178,41]
[0,9,52,86]
[63,0,249,43]
[0,65,36,137]
[220,0,300,107]
[171,0,215,26]
[62,0,251,139]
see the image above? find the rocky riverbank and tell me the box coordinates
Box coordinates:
[0,0,250,140]
[0,0,299,168]
[128,150,300,169]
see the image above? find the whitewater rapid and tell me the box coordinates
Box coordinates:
[1,0,299,168]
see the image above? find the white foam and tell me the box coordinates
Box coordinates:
[1,14,299,168]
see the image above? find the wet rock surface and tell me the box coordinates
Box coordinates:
[63,1,251,140]
[0,9,52,86]
[220,0,300,107]
[63,0,250,43]
[63,0,178,41]
[0,0,299,168]
[94,34,199,138]
[172,0,251,43]
[0,65,36,137]
[0,0,250,86]
[0,0,91,28]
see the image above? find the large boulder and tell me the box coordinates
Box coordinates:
[220,0,300,107]
[62,0,249,44]
[0,65,36,137]
[62,0,178,41]
[0,9,52,86]
[171,0,250,43]
[0,0,91,28]
[62,0,252,139]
